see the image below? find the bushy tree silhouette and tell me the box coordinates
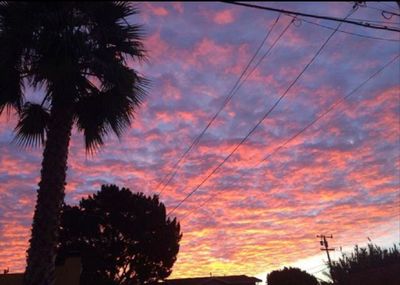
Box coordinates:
[57,185,182,285]
[328,243,400,285]
[0,3,147,284]
[267,267,319,285]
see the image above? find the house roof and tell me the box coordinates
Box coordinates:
[0,257,81,285]
[0,273,23,285]
[165,275,262,285]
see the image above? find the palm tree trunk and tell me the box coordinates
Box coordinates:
[24,100,74,285]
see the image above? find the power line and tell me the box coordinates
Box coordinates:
[178,53,399,222]
[365,3,400,15]
[158,14,296,196]
[158,3,397,199]
[240,6,400,43]
[348,17,400,24]
[248,6,400,43]
[155,14,282,196]
[224,17,295,106]
[258,55,399,164]
[167,8,356,216]
[221,1,400,33]
[381,3,400,12]
[378,3,398,12]
[300,18,400,42]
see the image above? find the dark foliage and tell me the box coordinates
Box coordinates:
[267,267,319,285]
[328,243,400,285]
[57,185,182,285]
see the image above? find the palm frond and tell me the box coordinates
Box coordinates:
[79,1,147,64]
[74,90,110,153]
[0,19,24,114]
[68,2,149,154]
[74,79,146,154]
[0,2,43,114]
[0,63,24,114]
[13,102,49,147]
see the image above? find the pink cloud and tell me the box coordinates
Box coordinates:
[143,3,169,16]
[172,3,184,14]
[213,9,235,25]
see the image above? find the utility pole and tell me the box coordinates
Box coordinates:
[317,234,335,271]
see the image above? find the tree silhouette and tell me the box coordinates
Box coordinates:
[56,185,182,285]
[328,243,400,285]
[0,2,147,284]
[267,267,319,285]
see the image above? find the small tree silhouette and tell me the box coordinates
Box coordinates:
[267,267,319,285]
[57,185,182,285]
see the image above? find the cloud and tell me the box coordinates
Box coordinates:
[213,9,235,25]
[0,2,399,279]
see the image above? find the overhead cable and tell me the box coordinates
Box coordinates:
[167,8,357,216]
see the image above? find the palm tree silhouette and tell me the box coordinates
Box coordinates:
[0,3,147,284]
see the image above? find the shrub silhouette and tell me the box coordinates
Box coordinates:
[328,243,400,285]
[267,267,319,285]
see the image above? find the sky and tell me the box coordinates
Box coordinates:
[0,1,399,282]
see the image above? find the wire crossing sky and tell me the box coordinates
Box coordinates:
[180,54,399,223]
[167,6,357,215]
[156,14,282,196]
[222,1,400,32]
[0,2,399,280]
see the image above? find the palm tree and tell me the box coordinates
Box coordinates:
[0,2,147,284]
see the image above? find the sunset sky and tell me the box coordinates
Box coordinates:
[0,2,399,282]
